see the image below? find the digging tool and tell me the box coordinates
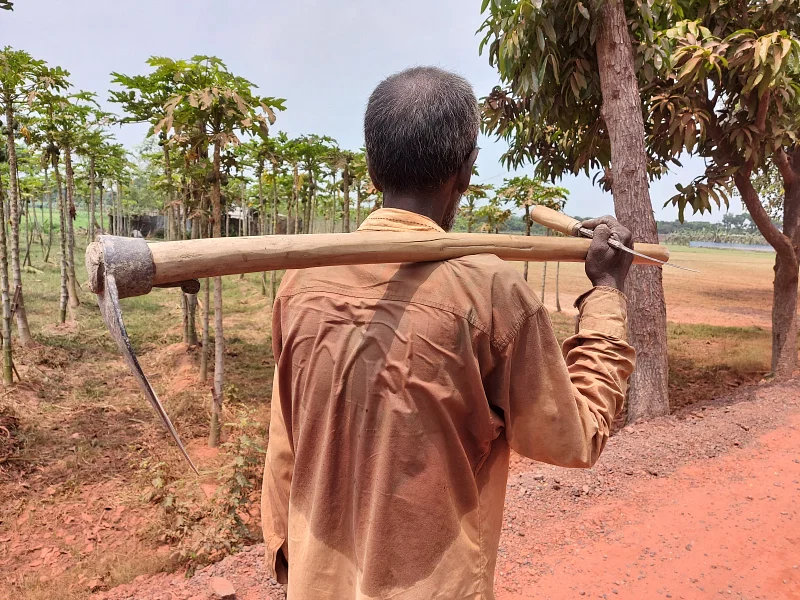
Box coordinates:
[530,205,699,273]
[86,230,672,471]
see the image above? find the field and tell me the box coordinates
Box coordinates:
[0,241,795,600]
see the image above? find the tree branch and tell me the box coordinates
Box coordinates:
[754,91,770,136]
[734,168,795,262]
[774,147,797,188]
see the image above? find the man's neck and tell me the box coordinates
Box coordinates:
[382,192,450,229]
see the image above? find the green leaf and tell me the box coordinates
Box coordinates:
[678,56,701,80]
[480,0,490,12]
[758,38,769,66]
[570,76,580,100]
[577,2,589,19]
[531,66,540,93]
[542,16,557,41]
[781,38,791,59]
[684,122,695,151]
[772,45,783,72]
[537,26,545,52]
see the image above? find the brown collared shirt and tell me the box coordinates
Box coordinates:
[262,208,635,599]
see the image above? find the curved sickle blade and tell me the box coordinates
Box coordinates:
[98,271,199,474]
[577,227,700,273]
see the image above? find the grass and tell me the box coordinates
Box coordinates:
[549,305,774,411]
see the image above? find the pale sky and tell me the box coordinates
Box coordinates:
[3,0,740,221]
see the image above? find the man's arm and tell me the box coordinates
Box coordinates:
[261,368,293,583]
[486,217,636,467]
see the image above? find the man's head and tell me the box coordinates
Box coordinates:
[364,67,480,231]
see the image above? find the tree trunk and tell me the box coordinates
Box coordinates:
[4,102,34,345]
[737,149,800,378]
[200,204,211,382]
[185,294,198,346]
[98,182,105,235]
[556,262,562,312]
[269,162,279,307]
[0,170,14,383]
[44,165,53,262]
[23,197,32,267]
[770,250,798,375]
[271,162,279,235]
[343,161,351,233]
[53,155,69,324]
[331,180,338,233]
[209,142,224,448]
[304,171,313,234]
[595,0,669,422]
[30,191,45,259]
[201,277,210,381]
[356,182,362,228]
[89,156,96,243]
[292,162,300,235]
[540,263,547,304]
[116,181,126,237]
[64,149,81,309]
[258,164,267,295]
[39,189,46,253]
[523,204,531,281]
[309,175,317,234]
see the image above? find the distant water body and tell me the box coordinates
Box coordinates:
[689,241,774,252]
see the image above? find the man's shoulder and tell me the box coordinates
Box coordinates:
[277,255,542,320]
[449,255,540,298]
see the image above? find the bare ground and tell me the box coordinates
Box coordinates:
[92,379,800,600]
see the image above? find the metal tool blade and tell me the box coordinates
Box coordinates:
[97,271,199,474]
[577,227,699,273]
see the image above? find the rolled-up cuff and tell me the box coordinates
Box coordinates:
[574,286,628,340]
[264,534,288,584]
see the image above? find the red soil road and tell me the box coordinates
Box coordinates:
[97,381,800,600]
[498,412,800,599]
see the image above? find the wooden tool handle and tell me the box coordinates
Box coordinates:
[530,205,582,236]
[146,232,670,286]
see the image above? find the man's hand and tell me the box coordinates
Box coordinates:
[581,216,634,291]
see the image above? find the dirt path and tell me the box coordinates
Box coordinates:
[96,381,800,600]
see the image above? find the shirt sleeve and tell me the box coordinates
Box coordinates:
[485,286,636,468]
[261,367,292,584]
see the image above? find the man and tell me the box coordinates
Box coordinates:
[262,66,636,600]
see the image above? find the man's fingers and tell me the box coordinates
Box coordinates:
[587,225,614,260]
[582,216,633,247]
[581,216,619,230]
[591,223,612,243]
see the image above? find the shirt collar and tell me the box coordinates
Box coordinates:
[357,208,445,233]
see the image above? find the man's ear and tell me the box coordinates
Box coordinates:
[367,164,383,192]
[456,148,479,194]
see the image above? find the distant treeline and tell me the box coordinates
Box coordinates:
[454,210,773,248]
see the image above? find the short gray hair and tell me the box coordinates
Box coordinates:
[364,67,480,194]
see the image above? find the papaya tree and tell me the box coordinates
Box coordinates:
[329,146,356,232]
[475,196,512,233]
[351,150,368,227]
[155,55,285,447]
[30,67,72,322]
[0,47,53,345]
[497,176,568,283]
[0,148,12,382]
